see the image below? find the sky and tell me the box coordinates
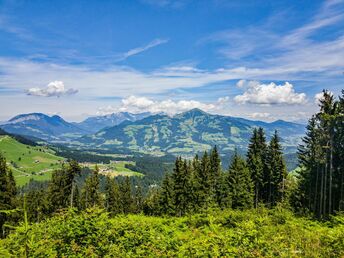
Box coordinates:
[0,0,344,122]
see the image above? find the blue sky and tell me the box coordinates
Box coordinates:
[0,0,343,122]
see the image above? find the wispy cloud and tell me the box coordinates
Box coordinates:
[203,0,344,77]
[115,38,169,61]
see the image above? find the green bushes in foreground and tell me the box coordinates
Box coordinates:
[1,208,343,257]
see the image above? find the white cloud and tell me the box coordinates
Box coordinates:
[118,96,217,115]
[234,81,307,105]
[97,96,230,115]
[115,38,169,61]
[26,81,78,97]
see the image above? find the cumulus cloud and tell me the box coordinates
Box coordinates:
[97,96,228,115]
[119,96,219,114]
[26,81,78,97]
[234,81,307,105]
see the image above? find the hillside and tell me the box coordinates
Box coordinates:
[0,135,64,185]
[0,113,87,142]
[75,112,152,133]
[80,108,305,155]
[1,208,343,257]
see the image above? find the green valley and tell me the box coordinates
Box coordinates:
[0,136,64,185]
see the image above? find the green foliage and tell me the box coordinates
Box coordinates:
[298,90,344,218]
[1,208,344,257]
[224,150,253,209]
[0,153,17,237]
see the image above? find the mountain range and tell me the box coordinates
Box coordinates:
[0,109,306,155]
[80,108,306,155]
[0,112,151,142]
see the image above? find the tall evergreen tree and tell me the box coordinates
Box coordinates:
[104,177,121,214]
[247,127,267,207]
[81,165,101,209]
[0,154,16,237]
[210,146,222,206]
[298,90,344,218]
[158,173,175,215]
[266,130,287,207]
[171,157,192,216]
[119,177,133,214]
[224,150,253,209]
[47,160,81,212]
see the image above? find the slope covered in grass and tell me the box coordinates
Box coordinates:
[1,208,343,257]
[0,135,64,185]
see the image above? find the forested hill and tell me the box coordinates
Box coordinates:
[80,108,305,155]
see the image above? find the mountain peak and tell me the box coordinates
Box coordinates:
[177,108,209,117]
[8,113,48,123]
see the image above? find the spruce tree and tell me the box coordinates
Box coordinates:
[81,165,101,209]
[171,157,192,216]
[298,90,344,218]
[225,150,253,209]
[119,177,133,214]
[104,177,121,214]
[0,154,13,237]
[210,146,222,206]
[158,173,175,215]
[247,128,267,207]
[47,160,81,212]
[266,130,287,207]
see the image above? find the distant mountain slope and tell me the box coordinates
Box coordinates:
[0,135,64,186]
[80,108,306,155]
[0,113,87,141]
[75,112,151,133]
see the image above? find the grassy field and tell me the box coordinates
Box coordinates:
[84,161,143,177]
[0,136,64,186]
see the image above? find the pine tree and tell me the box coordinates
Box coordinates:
[247,127,267,207]
[81,165,101,209]
[298,90,344,218]
[171,157,192,216]
[266,130,287,207]
[104,177,121,214]
[225,150,253,209]
[0,154,13,237]
[210,146,222,206]
[158,173,175,215]
[119,177,133,214]
[47,160,81,212]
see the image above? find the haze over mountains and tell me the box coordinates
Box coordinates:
[0,109,305,155]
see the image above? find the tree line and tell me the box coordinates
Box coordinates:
[297,90,344,218]
[154,129,287,216]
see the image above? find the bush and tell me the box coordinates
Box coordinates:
[1,208,344,257]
